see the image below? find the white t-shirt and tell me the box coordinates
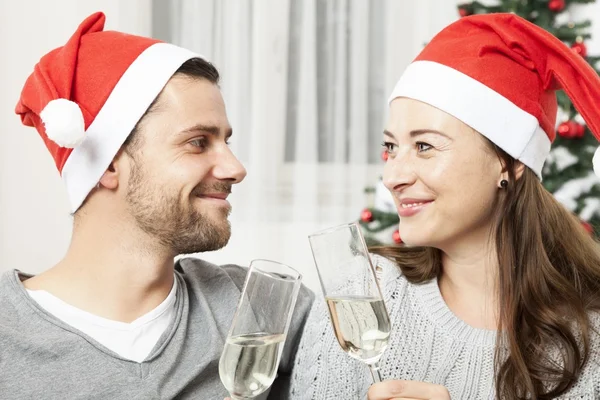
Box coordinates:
[26,278,178,363]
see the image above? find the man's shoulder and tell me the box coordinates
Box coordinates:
[0,270,49,354]
[0,270,26,319]
[175,256,248,292]
[175,257,315,302]
[175,256,314,313]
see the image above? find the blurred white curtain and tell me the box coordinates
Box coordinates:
[155,0,457,288]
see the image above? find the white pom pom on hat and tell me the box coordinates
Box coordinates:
[39,98,85,148]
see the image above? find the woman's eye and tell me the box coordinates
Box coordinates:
[381,141,396,153]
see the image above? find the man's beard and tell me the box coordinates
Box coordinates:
[125,162,232,254]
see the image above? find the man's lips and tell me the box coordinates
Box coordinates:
[197,192,230,200]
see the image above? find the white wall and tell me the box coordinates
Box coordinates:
[182,0,460,291]
[0,0,151,274]
[1,1,598,293]
[0,0,454,293]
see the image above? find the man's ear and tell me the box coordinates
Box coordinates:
[98,148,130,190]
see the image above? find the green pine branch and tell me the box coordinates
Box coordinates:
[461,0,599,240]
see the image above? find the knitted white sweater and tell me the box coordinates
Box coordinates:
[288,255,600,399]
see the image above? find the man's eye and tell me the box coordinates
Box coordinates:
[416,142,433,152]
[190,137,208,149]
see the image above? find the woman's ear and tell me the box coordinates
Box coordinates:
[514,161,526,181]
[494,150,525,181]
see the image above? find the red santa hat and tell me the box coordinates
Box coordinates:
[15,12,201,212]
[388,13,600,179]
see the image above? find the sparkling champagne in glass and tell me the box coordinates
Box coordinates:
[309,222,391,382]
[219,260,302,399]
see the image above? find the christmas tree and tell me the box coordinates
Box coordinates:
[359,0,600,246]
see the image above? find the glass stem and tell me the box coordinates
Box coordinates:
[368,362,382,383]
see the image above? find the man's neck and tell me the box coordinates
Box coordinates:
[438,236,499,330]
[24,219,176,323]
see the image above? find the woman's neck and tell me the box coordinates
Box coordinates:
[438,240,499,330]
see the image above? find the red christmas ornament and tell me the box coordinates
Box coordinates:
[548,0,565,12]
[458,5,472,18]
[575,122,586,138]
[381,150,389,162]
[582,221,594,235]
[557,121,574,138]
[571,42,588,58]
[392,229,402,244]
[361,208,374,223]
[557,121,585,139]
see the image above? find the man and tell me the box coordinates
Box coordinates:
[0,12,313,399]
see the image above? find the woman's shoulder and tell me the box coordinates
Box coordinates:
[559,312,600,398]
[579,311,600,362]
[585,311,600,367]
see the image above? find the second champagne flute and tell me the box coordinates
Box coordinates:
[308,222,391,383]
[219,259,302,399]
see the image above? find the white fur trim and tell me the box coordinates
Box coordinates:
[593,146,600,178]
[388,61,551,178]
[40,99,85,148]
[61,43,200,212]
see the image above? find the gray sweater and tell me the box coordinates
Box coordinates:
[0,257,314,399]
[289,255,600,399]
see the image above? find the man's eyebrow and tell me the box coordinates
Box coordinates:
[179,124,233,139]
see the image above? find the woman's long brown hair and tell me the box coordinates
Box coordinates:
[372,144,600,399]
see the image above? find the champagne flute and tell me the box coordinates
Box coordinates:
[219,259,302,399]
[308,222,391,383]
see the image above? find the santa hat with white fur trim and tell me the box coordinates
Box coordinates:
[15,12,201,212]
[389,13,600,179]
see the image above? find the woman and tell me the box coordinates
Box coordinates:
[289,13,600,400]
